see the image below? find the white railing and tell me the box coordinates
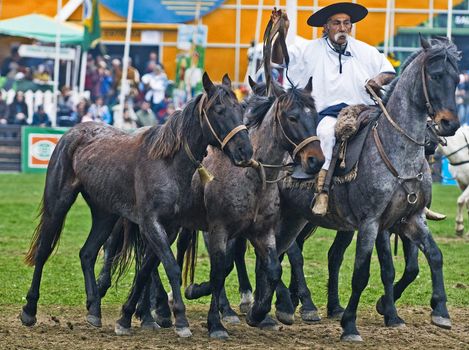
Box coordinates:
[1,89,90,125]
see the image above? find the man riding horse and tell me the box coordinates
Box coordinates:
[271,2,445,220]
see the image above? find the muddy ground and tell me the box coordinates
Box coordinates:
[1,305,468,349]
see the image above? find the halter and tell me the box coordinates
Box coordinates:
[198,93,248,150]
[421,65,436,119]
[273,101,320,160]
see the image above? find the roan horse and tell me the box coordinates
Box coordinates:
[273,36,460,341]
[438,125,469,236]
[20,73,253,338]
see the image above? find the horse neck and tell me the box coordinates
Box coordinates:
[250,103,289,174]
[443,127,469,163]
[379,62,428,166]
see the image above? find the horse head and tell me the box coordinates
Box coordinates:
[200,72,253,167]
[419,36,461,136]
[273,77,324,174]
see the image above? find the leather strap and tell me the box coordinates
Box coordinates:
[221,125,248,150]
[372,123,399,178]
[421,65,435,117]
[292,135,320,159]
[366,84,425,146]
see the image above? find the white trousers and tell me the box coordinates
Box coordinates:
[317,116,337,170]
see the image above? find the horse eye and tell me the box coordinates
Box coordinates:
[214,105,225,114]
[287,114,298,122]
[431,74,442,81]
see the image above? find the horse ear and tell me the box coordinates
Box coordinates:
[248,76,257,90]
[304,77,313,93]
[419,33,431,50]
[203,72,215,93]
[222,74,232,88]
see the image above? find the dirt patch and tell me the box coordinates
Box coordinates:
[1,305,468,349]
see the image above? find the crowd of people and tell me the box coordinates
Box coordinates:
[0,47,175,129]
[456,71,469,126]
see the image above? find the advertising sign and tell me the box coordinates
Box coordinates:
[21,127,68,173]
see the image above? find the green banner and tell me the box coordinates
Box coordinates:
[21,127,68,173]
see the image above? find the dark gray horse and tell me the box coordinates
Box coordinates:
[272,36,460,341]
[20,73,253,338]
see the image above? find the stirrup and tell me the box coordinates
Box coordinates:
[425,207,446,221]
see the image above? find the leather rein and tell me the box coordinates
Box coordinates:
[366,64,437,204]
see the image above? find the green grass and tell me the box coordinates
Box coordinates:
[0,174,468,311]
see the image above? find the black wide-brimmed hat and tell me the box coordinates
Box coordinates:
[307,2,368,27]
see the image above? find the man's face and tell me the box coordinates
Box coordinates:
[324,13,352,45]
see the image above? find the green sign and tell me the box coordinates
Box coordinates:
[21,127,68,173]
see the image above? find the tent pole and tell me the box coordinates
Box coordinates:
[52,0,63,127]
[118,0,135,118]
[72,45,80,91]
[79,50,87,94]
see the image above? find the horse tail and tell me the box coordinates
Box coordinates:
[24,135,79,266]
[111,219,143,286]
[182,229,198,287]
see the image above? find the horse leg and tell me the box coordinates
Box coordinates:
[341,221,379,342]
[79,212,118,327]
[136,274,160,330]
[376,233,419,321]
[374,231,405,327]
[327,230,354,319]
[288,239,321,323]
[96,218,124,298]
[246,234,282,330]
[465,196,469,236]
[404,214,451,329]
[219,238,240,324]
[206,227,230,339]
[234,236,254,314]
[117,220,191,338]
[150,267,173,328]
[21,181,79,326]
[274,252,295,325]
[455,192,465,236]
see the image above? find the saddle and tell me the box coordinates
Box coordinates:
[332,105,381,184]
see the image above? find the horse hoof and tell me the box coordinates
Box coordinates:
[259,315,279,331]
[175,327,192,338]
[275,310,294,325]
[115,322,131,336]
[456,229,464,237]
[431,315,452,329]
[20,310,37,327]
[141,320,160,330]
[209,330,229,340]
[184,285,196,300]
[389,322,406,328]
[239,302,252,315]
[152,313,173,328]
[341,333,363,342]
[86,315,102,328]
[328,310,344,320]
[300,309,321,323]
[376,297,384,315]
[222,314,240,324]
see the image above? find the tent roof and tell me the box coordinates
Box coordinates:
[0,14,83,45]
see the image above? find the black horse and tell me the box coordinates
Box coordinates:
[20,73,253,338]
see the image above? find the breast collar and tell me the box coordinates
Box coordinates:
[325,38,352,74]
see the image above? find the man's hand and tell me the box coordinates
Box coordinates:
[271,7,290,35]
[365,78,382,99]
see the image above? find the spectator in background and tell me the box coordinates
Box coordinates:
[85,55,100,100]
[113,100,137,129]
[0,94,8,124]
[141,63,168,116]
[1,46,25,77]
[98,62,113,104]
[33,64,51,84]
[57,86,76,126]
[72,98,92,123]
[145,50,163,72]
[89,96,112,124]
[31,105,51,127]
[8,91,28,125]
[117,108,138,130]
[457,73,466,125]
[136,100,157,127]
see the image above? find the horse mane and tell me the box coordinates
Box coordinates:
[245,85,315,129]
[141,84,237,159]
[141,94,202,159]
[382,37,460,105]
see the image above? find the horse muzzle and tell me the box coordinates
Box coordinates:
[434,109,460,136]
[298,142,325,175]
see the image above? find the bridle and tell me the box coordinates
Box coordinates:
[444,129,469,166]
[198,93,247,150]
[273,101,320,160]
